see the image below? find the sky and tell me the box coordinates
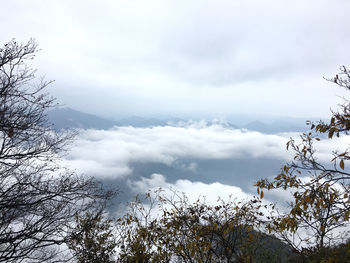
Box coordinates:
[2,0,350,120]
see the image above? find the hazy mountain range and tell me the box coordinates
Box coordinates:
[48,107,311,133]
[47,107,116,130]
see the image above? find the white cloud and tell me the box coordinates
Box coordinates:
[61,124,350,179]
[62,124,292,178]
[126,173,285,224]
[128,173,254,204]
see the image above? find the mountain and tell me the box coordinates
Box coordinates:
[117,116,167,127]
[47,107,116,130]
[47,107,311,134]
[207,226,296,263]
[47,109,186,130]
[207,119,239,129]
[243,120,309,133]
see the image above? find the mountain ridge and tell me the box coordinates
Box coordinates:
[47,107,310,133]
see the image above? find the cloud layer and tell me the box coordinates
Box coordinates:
[59,123,350,205]
[62,124,292,178]
[128,173,254,204]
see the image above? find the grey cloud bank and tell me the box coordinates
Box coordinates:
[1,0,350,119]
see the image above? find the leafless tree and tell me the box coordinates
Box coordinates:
[0,39,114,262]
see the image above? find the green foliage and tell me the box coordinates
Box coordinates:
[68,212,116,263]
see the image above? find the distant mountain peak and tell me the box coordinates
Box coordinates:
[47,107,116,130]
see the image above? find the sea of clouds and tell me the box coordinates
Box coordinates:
[61,122,350,206]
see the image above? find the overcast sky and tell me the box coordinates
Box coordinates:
[2,0,350,119]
